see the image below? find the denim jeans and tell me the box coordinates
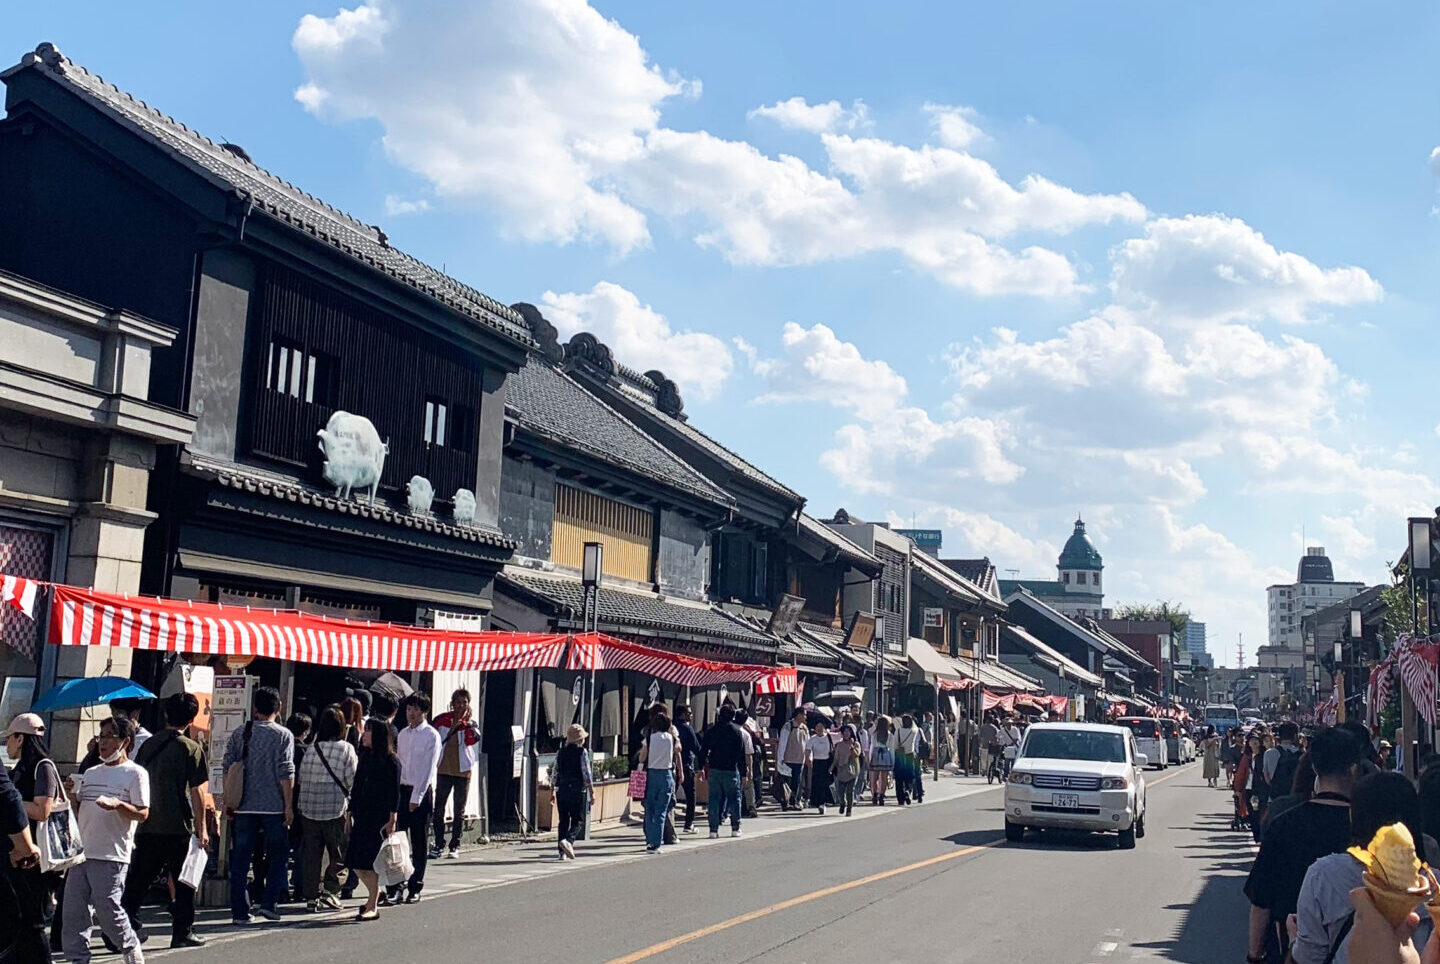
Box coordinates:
[230,813,289,920]
[786,765,805,808]
[642,769,675,849]
[707,769,741,833]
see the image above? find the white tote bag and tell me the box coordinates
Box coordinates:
[373,831,413,889]
[37,761,85,873]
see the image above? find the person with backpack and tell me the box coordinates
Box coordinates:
[1265,722,1304,808]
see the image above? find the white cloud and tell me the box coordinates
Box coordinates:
[747,323,1022,493]
[383,195,430,215]
[749,97,870,134]
[923,103,987,150]
[1111,215,1382,325]
[293,0,684,252]
[293,0,1145,297]
[539,282,732,401]
[1430,146,1440,180]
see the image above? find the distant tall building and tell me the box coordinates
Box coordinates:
[999,516,1109,619]
[1259,547,1364,671]
[1187,621,1213,670]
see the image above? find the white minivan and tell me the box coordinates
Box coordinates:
[1004,722,1148,849]
[1114,717,1169,770]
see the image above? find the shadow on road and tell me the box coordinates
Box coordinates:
[940,829,1006,848]
[1129,806,1253,963]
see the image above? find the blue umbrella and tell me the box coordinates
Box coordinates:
[30,677,156,713]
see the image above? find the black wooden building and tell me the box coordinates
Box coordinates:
[0,44,530,705]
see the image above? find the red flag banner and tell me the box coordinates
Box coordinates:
[48,583,570,674]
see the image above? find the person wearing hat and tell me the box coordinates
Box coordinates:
[3,712,50,964]
[551,725,592,860]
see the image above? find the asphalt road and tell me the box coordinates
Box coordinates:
[148,762,1253,964]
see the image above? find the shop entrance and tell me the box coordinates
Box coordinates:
[483,669,518,830]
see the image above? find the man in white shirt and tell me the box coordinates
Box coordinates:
[65,716,151,964]
[394,693,441,904]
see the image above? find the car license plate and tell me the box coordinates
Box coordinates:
[1052,793,1080,809]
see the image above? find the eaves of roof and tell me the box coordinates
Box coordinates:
[497,569,776,652]
[5,44,532,352]
[796,513,882,575]
[184,455,516,551]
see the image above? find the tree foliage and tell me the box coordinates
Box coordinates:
[1115,600,1191,639]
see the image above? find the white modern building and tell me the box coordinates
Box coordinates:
[1259,547,1364,670]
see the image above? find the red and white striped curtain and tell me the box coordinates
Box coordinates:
[48,583,570,673]
[1395,635,1440,728]
[568,634,797,693]
[1367,654,1397,729]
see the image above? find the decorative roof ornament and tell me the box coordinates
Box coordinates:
[406,476,434,517]
[316,410,388,504]
[565,332,615,376]
[644,369,684,417]
[510,303,564,364]
[452,488,477,526]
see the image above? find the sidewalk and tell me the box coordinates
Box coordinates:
[137,770,1001,958]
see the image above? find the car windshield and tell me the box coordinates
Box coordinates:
[1021,730,1126,763]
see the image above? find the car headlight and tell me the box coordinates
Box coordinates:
[1008,771,1032,785]
[1100,777,1129,790]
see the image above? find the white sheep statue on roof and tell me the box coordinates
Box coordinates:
[317,411,387,504]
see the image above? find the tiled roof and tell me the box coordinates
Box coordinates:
[497,569,775,649]
[606,369,802,504]
[505,356,733,506]
[796,513,881,572]
[942,559,990,583]
[186,456,515,549]
[1001,625,1104,689]
[911,551,989,606]
[8,44,532,349]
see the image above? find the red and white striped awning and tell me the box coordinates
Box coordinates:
[569,634,796,693]
[49,583,569,674]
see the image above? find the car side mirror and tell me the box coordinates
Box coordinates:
[1134,754,1149,768]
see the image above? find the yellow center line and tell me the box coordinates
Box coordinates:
[603,842,1000,963]
[605,764,1197,963]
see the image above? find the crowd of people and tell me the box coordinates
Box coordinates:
[1233,718,1440,964]
[1,686,1063,961]
[0,683,484,964]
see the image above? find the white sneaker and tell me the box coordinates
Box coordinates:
[560,839,575,859]
[445,847,461,860]
[122,947,146,964]
[730,828,742,838]
[708,832,719,839]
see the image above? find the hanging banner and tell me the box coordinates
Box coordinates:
[46,583,570,674]
[1396,635,1440,727]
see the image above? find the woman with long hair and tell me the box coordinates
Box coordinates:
[345,718,400,921]
[1291,772,1432,964]
[1235,731,1270,841]
[339,697,364,749]
[3,713,59,964]
[868,715,897,806]
[1201,726,1221,788]
[638,705,682,854]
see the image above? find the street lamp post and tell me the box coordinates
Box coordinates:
[873,615,886,718]
[581,541,603,840]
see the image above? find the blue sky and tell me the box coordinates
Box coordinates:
[7,1,1439,668]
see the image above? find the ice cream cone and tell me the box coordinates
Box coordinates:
[1362,870,1432,927]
